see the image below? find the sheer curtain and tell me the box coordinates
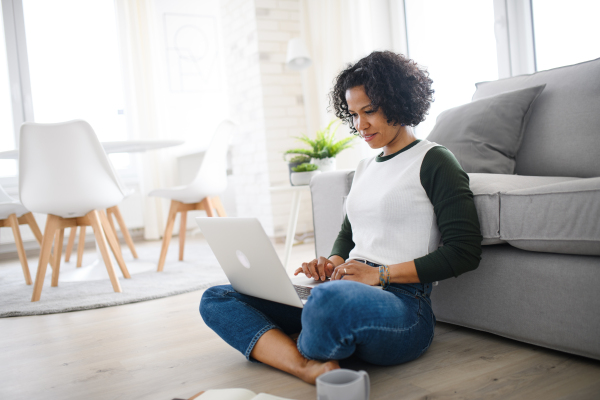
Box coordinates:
[114,0,172,240]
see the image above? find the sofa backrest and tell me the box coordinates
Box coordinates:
[472,57,600,178]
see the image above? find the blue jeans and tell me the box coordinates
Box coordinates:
[200,261,435,365]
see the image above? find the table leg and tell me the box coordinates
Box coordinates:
[283,190,303,271]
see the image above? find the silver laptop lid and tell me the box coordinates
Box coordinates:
[196,217,305,308]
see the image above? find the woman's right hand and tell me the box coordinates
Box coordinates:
[294,257,336,282]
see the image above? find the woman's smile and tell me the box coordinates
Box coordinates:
[362,132,378,142]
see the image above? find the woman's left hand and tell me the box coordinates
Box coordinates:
[331,260,380,286]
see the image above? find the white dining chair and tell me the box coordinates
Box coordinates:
[0,184,48,285]
[149,120,236,271]
[63,190,139,267]
[19,120,132,301]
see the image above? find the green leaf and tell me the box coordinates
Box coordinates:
[282,118,355,160]
[292,163,319,172]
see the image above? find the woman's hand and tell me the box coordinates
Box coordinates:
[294,257,336,281]
[331,260,380,286]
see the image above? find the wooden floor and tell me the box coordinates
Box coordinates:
[1,237,599,400]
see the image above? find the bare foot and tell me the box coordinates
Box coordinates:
[250,329,340,385]
[294,359,340,385]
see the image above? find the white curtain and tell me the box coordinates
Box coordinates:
[300,0,408,169]
[114,0,173,240]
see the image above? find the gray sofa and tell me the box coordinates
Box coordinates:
[310,58,600,360]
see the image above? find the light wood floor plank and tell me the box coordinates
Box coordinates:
[0,237,599,400]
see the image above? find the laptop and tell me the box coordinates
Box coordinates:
[196,217,322,308]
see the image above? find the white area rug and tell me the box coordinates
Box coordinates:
[0,240,228,317]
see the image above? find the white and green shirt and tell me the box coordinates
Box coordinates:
[330,139,482,283]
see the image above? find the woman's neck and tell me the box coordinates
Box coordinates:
[382,126,417,156]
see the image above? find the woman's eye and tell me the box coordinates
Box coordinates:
[365,110,374,114]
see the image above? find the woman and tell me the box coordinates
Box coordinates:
[200,51,482,384]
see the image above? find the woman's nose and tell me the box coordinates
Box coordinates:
[356,116,368,133]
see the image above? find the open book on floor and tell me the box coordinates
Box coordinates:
[174,388,296,400]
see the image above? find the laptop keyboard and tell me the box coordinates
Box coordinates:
[293,285,313,300]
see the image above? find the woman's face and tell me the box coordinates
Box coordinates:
[345,85,403,153]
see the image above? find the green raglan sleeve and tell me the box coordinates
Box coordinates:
[329,214,355,260]
[414,146,483,283]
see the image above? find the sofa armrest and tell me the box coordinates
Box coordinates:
[310,170,355,258]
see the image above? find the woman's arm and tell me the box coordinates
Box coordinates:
[329,215,354,260]
[413,146,482,283]
[330,259,419,284]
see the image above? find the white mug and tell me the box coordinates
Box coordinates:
[316,369,370,400]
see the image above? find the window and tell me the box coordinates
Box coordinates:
[532,0,600,72]
[0,5,17,177]
[404,0,499,138]
[22,0,130,169]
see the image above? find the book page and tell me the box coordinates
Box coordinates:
[253,393,296,400]
[198,388,257,400]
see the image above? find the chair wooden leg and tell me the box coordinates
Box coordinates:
[158,200,179,272]
[51,228,65,287]
[106,207,117,236]
[108,205,138,259]
[7,214,32,285]
[200,197,215,217]
[22,212,56,270]
[212,196,227,217]
[179,211,187,261]
[76,226,86,268]
[99,210,131,279]
[22,212,42,245]
[64,227,77,262]
[87,210,122,293]
[32,215,60,302]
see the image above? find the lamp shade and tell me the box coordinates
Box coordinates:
[286,38,312,70]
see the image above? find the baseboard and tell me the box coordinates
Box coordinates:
[0,228,145,262]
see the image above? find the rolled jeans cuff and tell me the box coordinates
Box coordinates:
[245,324,278,363]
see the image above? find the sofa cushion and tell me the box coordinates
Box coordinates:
[426,85,545,174]
[501,177,600,256]
[472,58,600,178]
[468,174,579,245]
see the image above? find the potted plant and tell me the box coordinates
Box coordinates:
[285,155,311,185]
[284,119,355,173]
[290,162,321,186]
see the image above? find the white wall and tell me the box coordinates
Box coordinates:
[219,0,315,238]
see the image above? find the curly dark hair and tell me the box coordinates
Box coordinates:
[329,51,434,134]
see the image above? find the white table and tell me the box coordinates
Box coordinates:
[270,184,311,270]
[0,139,185,159]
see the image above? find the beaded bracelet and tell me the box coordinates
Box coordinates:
[378,264,390,289]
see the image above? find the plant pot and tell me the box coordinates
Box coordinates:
[288,161,306,185]
[311,157,336,172]
[291,170,321,186]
